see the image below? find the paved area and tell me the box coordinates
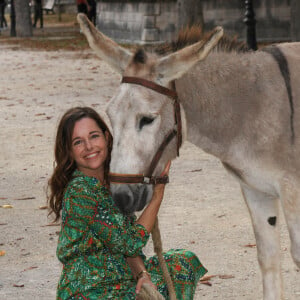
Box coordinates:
[0,36,299,299]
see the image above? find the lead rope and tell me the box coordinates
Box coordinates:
[138,283,165,300]
[151,217,177,300]
[138,217,177,300]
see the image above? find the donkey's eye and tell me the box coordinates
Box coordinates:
[139,116,155,130]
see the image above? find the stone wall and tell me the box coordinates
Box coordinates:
[97,2,177,44]
[96,0,292,44]
[203,0,291,42]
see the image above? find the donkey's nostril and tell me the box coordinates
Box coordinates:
[111,184,151,214]
[113,191,133,215]
[136,185,148,211]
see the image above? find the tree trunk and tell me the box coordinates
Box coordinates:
[291,0,300,41]
[177,0,204,30]
[14,0,32,37]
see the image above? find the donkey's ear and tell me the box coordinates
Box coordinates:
[156,26,223,84]
[77,13,132,74]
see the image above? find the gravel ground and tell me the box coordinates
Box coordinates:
[0,42,299,300]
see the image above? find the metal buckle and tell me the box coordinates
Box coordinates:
[143,176,151,184]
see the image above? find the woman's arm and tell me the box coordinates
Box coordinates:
[126,256,156,294]
[64,176,150,257]
[136,161,171,233]
[126,255,148,280]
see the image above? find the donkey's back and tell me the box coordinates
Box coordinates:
[176,40,300,300]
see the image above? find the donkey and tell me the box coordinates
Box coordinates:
[77,13,300,300]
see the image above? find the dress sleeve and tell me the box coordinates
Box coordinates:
[64,178,150,257]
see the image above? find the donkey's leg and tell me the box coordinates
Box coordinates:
[279,175,300,268]
[241,184,283,300]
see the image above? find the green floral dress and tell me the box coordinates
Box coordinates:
[56,170,207,300]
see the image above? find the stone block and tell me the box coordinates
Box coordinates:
[142,28,159,42]
[143,15,156,29]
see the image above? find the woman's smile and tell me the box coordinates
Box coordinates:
[84,151,100,159]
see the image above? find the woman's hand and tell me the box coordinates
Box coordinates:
[136,273,157,296]
[153,161,171,197]
[136,161,171,232]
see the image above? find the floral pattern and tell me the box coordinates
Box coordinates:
[56,170,207,299]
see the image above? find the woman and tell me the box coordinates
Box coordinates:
[48,107,207,299]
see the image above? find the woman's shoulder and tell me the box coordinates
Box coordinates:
[64,171,97,201]
[66,170,99,191]
[64,170,110,207]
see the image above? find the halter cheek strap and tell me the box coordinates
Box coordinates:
[108,76,182,185]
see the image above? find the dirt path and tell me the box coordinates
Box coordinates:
[0,45,299,300]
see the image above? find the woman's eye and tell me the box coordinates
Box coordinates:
[139,116,155,130]
[91,134,100,139]
[73,140,82,146]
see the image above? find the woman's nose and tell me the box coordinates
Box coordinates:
[84,139,93,150]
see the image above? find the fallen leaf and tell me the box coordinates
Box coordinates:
[14,197,35,201]
[0,250,6,256]
[219,274,235,279]
[200,274,217,281]
[22,266,38,272]
[1,204,13,209]
[190,169,202,172]
[13,284,24,288]
[217,214,226,218]
[41,223,60,227]
[39,206,48,210]
[200,280,212,286]
[243,244,256,248]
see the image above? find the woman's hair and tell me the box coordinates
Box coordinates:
[47,106,112,222]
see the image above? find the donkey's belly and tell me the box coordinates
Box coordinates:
[222,161,279,198]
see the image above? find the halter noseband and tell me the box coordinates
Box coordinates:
[108,76,182,185]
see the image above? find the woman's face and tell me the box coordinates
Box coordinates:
[71,117,108,181]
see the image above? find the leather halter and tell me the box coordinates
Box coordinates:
[108,76,182,185]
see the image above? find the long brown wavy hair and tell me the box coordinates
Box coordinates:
[47,107,113,222]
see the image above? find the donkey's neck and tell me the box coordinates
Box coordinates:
[176,50,257,161]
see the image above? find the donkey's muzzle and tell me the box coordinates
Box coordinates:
[111,184,152,215]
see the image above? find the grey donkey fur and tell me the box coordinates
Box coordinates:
[77,12,300,300]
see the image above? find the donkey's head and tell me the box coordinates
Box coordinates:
[77,14,223,214]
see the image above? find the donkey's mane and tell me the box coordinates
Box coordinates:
[154,25,250,56]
